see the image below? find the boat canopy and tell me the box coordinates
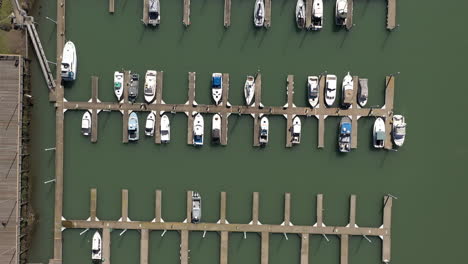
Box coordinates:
[359,79,369,98]
[212,76,221,87]
[341,123,351,134]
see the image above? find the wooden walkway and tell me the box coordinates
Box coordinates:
[224,0,231,28]
[183,0,191,26]
[142,0,149,25]
[346,0,354,30]
[264,0,272,28]
[109,0,115,13]
[387,0,397,30]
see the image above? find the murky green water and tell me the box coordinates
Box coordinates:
[27,0,468,263]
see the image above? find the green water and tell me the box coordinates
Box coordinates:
[27,0,467,263]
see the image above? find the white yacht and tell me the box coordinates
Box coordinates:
[61,41,77,81]
[91,231,102,262]
[291,116,301,144]
[335,0,348,26]
[259,116,269,146]
[254,0,265,27]
[128,112,139,141]
[341,72,354,108]
[160,114,170,143]
[148,0,160,26]
[296,0,306,29]
[244,76,255,106]
[212,114,221,144]
[392,115,406,147]
[311,0,323,30]
[81,111,91,136]
[144,70,157,104]
[193,113,204,146]
[307,76,319,108]
[358,78,368,107]
[373,117,386,149]
[212,73,223,105]
[114,71,124,101]
[325,74,337,107]
[145,111,156,137]
[191,192,202,223]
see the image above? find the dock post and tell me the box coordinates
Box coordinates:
[382,196,393,263]
[90,188,97,221]
[300,234,309,264]
[140,229,149,264]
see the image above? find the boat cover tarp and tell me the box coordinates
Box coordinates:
[359,78,369,97]
[213,77,221,86]
[343,89,354,104]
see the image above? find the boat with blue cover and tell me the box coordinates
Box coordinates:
[338,116,352,152]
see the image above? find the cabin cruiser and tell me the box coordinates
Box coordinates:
[392,115,406,147]
[191,192,202,223]
[311,0,323,30]
[244,76,255,106]
[160,114,171,143]
[325,74,337,107]
[193,113,204,146]
[129,73,139,103]
[341,72,353,108]
[358,78,368,107]
[254,0,265,27]
[81,111,91,136]
[259,116,269,146]
[212,114,221,144]
[145,112,156,136]
[296,0,306,29]
[212,73,223,105]
[61,41,77,81]
[91,231,102,262]
[307,76,319,108]
[373,117,386,149]
[335,0,348,26]
[144,70,157,104]
[291,116,301,144]
[338,116,352,153]
[114,71,124,101]
[148,0,160,26]
[128,112,139,141]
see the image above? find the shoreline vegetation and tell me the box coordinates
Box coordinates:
[0,0,35,54]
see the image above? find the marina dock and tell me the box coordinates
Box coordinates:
[346,0,354,30]
[305,0,313,29]
[264,0,272,28]
[285,75,295,148]
[121,71,131,144]
[142,0,149,25]
[185,72,196,145]
[154,71,164,144]
[387,0,397,30]
[183,0,191,26]
[90,76,99,143]
[109,0,115,14]
[224,0,231,28]
[252,73,263,147]
[220,73,231,145]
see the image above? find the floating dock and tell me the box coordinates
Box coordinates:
[224,0,231,28]
[264,0,272,28]
[121,71,131,144]
[305,0,313,29]
[387,0,397,30]
[142,0,149,25]
[346,0,354,30]
[109,0,115,14]
[154,71,164,144]
[183,0,191,26]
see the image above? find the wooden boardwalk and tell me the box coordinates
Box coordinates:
[305,0,313,29]
[387,0,397,30]
[346,0,354,30]
[154,71,164,144]
[224,0,231,28]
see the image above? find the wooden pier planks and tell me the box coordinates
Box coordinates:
[224,0,231,28]
[220,73,230,145]
[283,193,291,225]
[140,229,149,264]
[285,75,294,147]
[384,76,395,150]
[186,72,196,145]
[261,232,269,264]
[183,0,191,26]
[155,190,162,222]
[109,0,115,14]
[351,76,359,149]
[340,235,349,264]
[305,0,313,29]
[91,76,99,143]
[90,189,97,221]
[142,0,149,25]
[253,73,262,147]
[264,0,272,28]
[122,71,131,143]
[180,230,189,264]
[382,196,393,263]
[102,228,111,264]
[121,189,129,222]
[220,231,229,264]
[252,192,260,225]
[219,192,227,223]
[154,71,164,144]
[316,194,324,226]
[300,234,309,264]
[349,195,356,227]
[346,0,354,30]
[387,0,397,30]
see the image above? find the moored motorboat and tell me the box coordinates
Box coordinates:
[191,192,202,223]
[193,113,204,146]
[358,78,368,107]
[254,0,265,27]
[160,114,171,143]
[212,114,221,144]
[212,73,223,105]
[244,76,255,106]
[148,0,160,26]
[307,76,319,108]
[392,115,406,147]
[341,72,353,108]
[91,231,102,262]
[129,73,139,103]
[114,71,124,101]
[128,112,139,141]
[296,0,306,29]
[61,41,77,81]
[81,111,91,136]
[291,116,301,144]
[145,111,156,136]
[259,116,269,146]
[325,74,337,107]
[144,70,157,104]
[311,0,323,30]
[335,0,348,26]
[373,117,386,149]
[338,116,352,153]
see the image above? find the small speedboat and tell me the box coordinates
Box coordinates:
[259,116,269,146]
[191,192,202,223]
[193,113,204,146]
[358,78,368,107]
[244,76,255,106]
[81,111,91,136]
[254,0,265,27]
[212,73,223,105]
[212,114,221,144]
[129,73,139,103]
[307,76,319,108]
[338,116,352,153]
[160,114,170,143]
[91,231,102,261]
[341,72,354,108]
[291,116,301,144]
[144,70,157,104]
[392,115,406,147]
[61,41,77,81]
[128,112,139,141]
[296,0,306,29]
[373,117,386,149]
[114,71,124,101]
[311,0,323,30]
[148,0,160,26]
[145,112,156,136]
[335,0,348,26]
[325,74,337,107]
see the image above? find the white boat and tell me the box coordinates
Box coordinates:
[91,231,102,261]
[212,73,223,105]
[128,112,139,141]
[148,0,160,26]
[254,0,265,27]
[212,114,221,144]
[325,74,337,107]
[335,0,348,26]
[373,117,386,149]
[296,0,306,29]
[61,41,77,81]
[244,76,255,106]
[311,0,323,30]
[307,76,319,108]
[144,70,157,104]
[341,72,354,108]
[291,116,301,144]
[392,115,406,147]
[114,71,124,101]
[193,113,204,146]
[160,114,170,143]
[191,192,201,223]
[259,116,269,146]
[358,78,368,107]
[145,112,156,136]
[81,111,91,136]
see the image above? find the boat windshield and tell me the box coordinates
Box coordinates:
[144,85,153,95]
[149,11,159,20]
[114,82,121,89]
[161,130,168,135]
[194,135,202,143]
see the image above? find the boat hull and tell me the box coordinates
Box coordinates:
[373,117,386,148]
[338,117,352,153]
[128,112,139,141]
[91,231,102,261]
[254,0,265,27]
[193,114,204,146]
[61,41,77,81]
[341,73,353,108]
[244,77,255,106]
[212,73,223,105]
[296,0,306,29]
[392,115,406,147]
[81,111,91,136]
[160,114,170,143]
[259,116,269,145]
[311,0,323,30]
[325,75,337,107]
[144,71,157,104]
[307,76,319,108]
[291,116,301,144]
[114,71,124,101]
[145,112,156,136]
